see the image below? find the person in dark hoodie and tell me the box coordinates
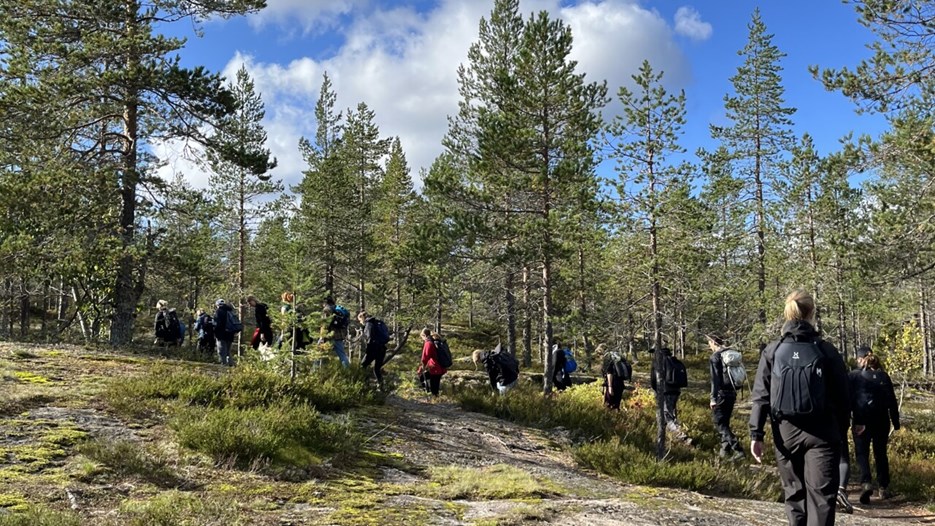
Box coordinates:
[247,295,273,350]
[850,345,900,505]
[481,344,519,396]
[750,290,850,526]
[551,343,573,391]
[213,298,239,366]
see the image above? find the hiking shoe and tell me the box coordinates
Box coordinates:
[837,488,854,514]
[859,483,873,505]
[878,487,892,500]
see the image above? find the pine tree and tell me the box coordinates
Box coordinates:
[0,0,268,344]
[710,8,796,334]
[605,60,690,458]
[206,65,280,333]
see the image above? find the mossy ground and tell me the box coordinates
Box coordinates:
[0,341,931,525]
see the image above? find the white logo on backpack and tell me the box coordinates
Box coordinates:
[720,349,747,389]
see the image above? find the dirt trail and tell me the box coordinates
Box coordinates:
[370,394,934,525]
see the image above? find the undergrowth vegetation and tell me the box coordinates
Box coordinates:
[101,362,381,468]
[452,377,783,500]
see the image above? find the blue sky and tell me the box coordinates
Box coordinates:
[159,0,888,189]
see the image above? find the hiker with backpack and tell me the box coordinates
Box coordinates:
[358,311,390,391]
[213,298,243,366]
[849,346,899,505]
[247,295,273,350]
[749,290,850,526]
[279,292,307,350]
[551,343,574,391]
[417,329,451,396]
[597,343,631,410]
[318,296,351,367]
[650,346,687,434]
[480,343,519,396]
[193,308,215,353]
[153,300,182,347]
[707,335,745,461]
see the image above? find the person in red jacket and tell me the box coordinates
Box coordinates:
[418,328,447,396]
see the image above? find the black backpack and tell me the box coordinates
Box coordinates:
[770,339,826,420]
[664,355,688,389]
[166,310,181,339]
[330,306,350,331]
[225,309,244,334]
[610,352,632,381]
[433,338,454,368]
[369,318,390,345]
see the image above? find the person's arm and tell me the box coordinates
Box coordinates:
[710,353,722,404]
[823,342,850,434]
[884,372,900,430]
[749,343,774,442]
[361,320,372,346]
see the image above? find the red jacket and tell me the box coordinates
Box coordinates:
[421,339,447,376]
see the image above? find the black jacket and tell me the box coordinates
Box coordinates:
[709,348,736,401]
[213,304,236,342]
[484,352,519,389]
[749,320,850,442]
[649,348,680,395]
[255,303,272,334]
[849,367,900,429]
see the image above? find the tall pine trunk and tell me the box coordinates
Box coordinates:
[505,269,517,357]
[522,265,532,367]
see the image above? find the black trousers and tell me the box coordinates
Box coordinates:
[712,393,741,453]
[774,425,840,526]
[361,343,387,385]
[854,422,891,489]
[663,393,680,423]
[603,378,624,410]
[838,437,851,489]
[419,371,442,396]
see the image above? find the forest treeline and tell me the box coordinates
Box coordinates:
[1,0,934,391]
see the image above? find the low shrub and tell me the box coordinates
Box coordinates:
[424,464,562,500]
[170,402,358,467]
[118,490,242,526]
[77,439,183,488]
[451,375,780,500]
[0,506,80,526]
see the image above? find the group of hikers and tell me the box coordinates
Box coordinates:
[156,288,899,525]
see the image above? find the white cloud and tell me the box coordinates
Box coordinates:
[673,6,712,41]
[248,0,367,34]
[163,1,698,191]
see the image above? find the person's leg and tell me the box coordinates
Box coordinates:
[802,441,839,526]
[372,346,386,388]
[853,426,873,503]
[775,437,808,526]
[332,340,350,367]
[429,373,441,396]
[712,398,732,455]
[871,424,891,492]
[837,438,854,513]
[217,339,231,366]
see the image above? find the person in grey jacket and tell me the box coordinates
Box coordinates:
[749,290,850,526]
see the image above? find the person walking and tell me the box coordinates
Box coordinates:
[598,343,630,410]
[551,343,573,391]
[480,344,519,396]
[708,335,745,461]
[358,311,389,391]
[213,298,241,366]
[850,346,900,505]
[193,308,216,353]
[749,290,850,526]
[246,295,273,350]
[319,296,351,367]
[417,329,447,396]
[650,347,685,433]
